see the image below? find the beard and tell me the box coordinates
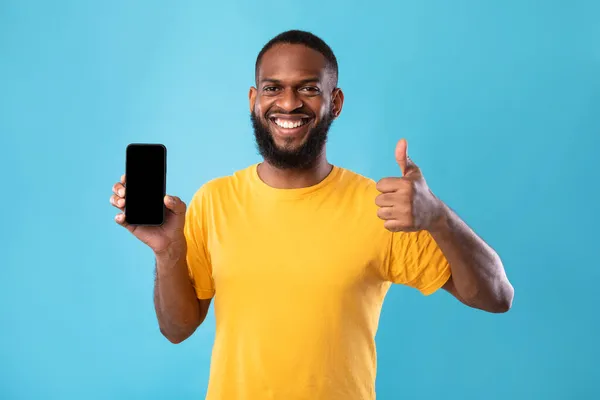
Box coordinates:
[250,110,334,170]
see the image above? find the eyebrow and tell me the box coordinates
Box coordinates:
[260,77,321,85]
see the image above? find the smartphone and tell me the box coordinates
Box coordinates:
[124,143,167,226]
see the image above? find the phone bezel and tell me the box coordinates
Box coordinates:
[124,143,167,226]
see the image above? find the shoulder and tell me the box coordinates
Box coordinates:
[189,164,256,203]
[335,166,380,197]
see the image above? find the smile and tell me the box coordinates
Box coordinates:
[270,117,311,130]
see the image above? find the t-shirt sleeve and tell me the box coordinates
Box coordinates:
[184,187,215,300]
[384,229,451,296]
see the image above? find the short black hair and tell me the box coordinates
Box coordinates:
[255,30,338,87]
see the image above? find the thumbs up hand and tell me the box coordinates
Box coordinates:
[375,139,445,233]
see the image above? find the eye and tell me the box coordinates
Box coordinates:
[263,86,279,93]
[300,86,320,93]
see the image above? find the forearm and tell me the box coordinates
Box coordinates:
[154,248,203,343]
[430,203,514,313]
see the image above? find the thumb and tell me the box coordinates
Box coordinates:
[395,138,418,176]
[164,195,187,215]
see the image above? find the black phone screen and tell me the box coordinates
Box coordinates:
[124,144,166,226]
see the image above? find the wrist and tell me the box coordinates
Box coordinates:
[428,199,450,233]
[155,241,187,266]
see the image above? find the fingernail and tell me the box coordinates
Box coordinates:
[118,189,124,197]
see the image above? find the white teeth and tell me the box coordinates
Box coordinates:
[274,118,306,129]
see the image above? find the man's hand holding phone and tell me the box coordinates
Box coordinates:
[110,174,187,260]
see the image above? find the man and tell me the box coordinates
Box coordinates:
[110,30,513,400]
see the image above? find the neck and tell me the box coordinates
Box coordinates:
[257,151,332,189]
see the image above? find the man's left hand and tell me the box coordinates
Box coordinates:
[375,139,445,233]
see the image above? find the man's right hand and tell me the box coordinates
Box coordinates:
[110,174,187,258]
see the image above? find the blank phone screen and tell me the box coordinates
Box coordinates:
[125,144,166,225]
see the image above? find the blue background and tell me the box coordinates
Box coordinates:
[1,1,599,399]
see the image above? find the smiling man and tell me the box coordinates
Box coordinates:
[250,39,338,174]
[111,30,514,400]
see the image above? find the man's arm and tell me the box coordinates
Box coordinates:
[375,138,513,313]
[154,248,211,344]
[431,204,514,313]
[111,175,212,343]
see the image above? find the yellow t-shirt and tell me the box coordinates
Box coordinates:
[184,163,451,400]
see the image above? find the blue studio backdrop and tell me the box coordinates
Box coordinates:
[1,1,599,399]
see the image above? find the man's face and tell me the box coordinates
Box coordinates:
[249,44,343,170]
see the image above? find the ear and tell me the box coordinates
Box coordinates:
[249,87,257,113]
[331,88,344,118]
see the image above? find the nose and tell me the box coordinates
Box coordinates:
[276,88,303,112]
